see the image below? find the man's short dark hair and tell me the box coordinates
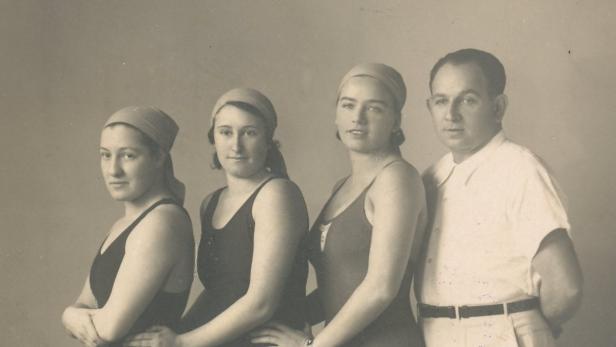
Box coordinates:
[429,48,506,97]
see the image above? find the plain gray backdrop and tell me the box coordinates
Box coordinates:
[1,1,614,346]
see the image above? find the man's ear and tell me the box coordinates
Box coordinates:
[494,94,508,122]
[426,98,432,113]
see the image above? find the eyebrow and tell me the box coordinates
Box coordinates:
[459,89,481,96]
[99,146,140,151]
[339,96,388,105]
[432,89,481,98]
[215,124,260,129]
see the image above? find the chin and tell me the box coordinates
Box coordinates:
[440,137,466,150]
[224,168,259,179]
[108,193,130,201]
[107,190,145,202]
[346,142,388,155]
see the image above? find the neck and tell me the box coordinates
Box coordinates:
[348,148,400,183]
[123,183,171,217]
[224,169,272,195]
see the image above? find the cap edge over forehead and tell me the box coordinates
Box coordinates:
[104,106,179,151]
[337,63,407,111]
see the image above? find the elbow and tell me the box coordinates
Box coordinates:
[563,281,583,313]
[368,282,399,308]
[541,278,583,323]
[244,294,279,324]
[560,271,584,313]
[93,317,129,343]
[96,326,125,343]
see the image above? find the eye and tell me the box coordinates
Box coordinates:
[122,152,137,160]
[434,97,448,106]
[462,96,478,105]
[100,151,111,160]
[366,105,384,113]
[218,128,232,136]
[245,129,259,137]
[340,102,354,110]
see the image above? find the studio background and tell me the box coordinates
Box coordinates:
[1,1,614,346]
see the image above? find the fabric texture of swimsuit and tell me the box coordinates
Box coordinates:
[307,173,424,347]
[89,198,190,347]
[195,177,308,347]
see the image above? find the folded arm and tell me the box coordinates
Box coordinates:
[62,275,104,346]
[532,229,583,330]
[91,205,192,343]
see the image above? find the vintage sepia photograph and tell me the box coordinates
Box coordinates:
[1,1,614,346]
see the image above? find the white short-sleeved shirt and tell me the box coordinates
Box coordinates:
[418,131,570,305]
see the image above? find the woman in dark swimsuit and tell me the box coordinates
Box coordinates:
[124,88,308,347]
[251,64,427,347]
[61,106,195,347]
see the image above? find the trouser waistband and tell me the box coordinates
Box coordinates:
[418,297,540,319]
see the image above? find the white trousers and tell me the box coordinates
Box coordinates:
[421,309,556,347]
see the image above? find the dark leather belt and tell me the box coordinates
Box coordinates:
[418,297,540,319]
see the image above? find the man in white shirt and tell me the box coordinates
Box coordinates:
[416,48,583,346]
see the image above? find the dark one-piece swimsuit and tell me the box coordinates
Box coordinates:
[193,177,308,347]
[89,198,190,347]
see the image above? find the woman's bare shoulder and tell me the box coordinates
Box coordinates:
[254,177,306,207]
[252,178,308,233]
[374,160,422,191]
[127,203,193,252]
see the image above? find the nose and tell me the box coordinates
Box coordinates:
[230,133,243,152]
[351,106,368,124]
[107,156,123,177]
[445,101,462,122]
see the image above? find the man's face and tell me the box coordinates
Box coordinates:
[427,62,504,163]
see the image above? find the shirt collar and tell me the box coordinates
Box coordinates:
[434,130,507,187]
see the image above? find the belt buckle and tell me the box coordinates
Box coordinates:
[457,305,468,319]
[455,305,462,319]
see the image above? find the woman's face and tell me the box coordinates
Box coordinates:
[99,124,161,202]
[336,76,399,154]
[213,105,269,179]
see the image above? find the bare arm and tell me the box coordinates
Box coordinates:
[62,275,104,346]
[532,229,583,329]
[176,179,308,347]
[311,162,426,347]
[91,205,193,342]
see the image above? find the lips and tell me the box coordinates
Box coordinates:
[108,181,128,187]
[347,128,367,135]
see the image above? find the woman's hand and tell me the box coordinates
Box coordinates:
[123,326,181,347]
[249,322,311,347]
[62,306,104,347]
